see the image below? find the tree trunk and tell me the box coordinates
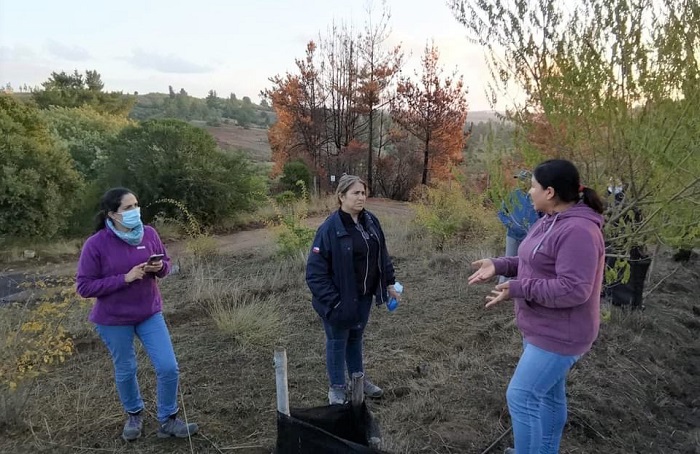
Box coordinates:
[422,133,430,185]
[367,108,374,190]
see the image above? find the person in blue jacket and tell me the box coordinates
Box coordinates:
[497,170,541,284]
[306,174,401,405]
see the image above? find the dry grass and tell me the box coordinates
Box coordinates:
[208,294,282,348]
[0,204,698,454]
[0,239,83,265]
[184,234,219,259]
[215,194,336,234]
[0,285,91,430]
[205,124,272,162]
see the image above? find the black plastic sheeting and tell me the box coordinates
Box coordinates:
[276,402,388,454]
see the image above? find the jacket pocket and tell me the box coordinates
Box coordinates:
[326,297,360,327]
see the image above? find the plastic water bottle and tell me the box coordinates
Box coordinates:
[387,281,403,312]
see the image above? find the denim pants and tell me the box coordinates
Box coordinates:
[506,341,581,454]
[95,312,179,422]
[499,235,522,284]
[322,295,373,387]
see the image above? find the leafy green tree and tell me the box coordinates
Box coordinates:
[41,106,132,179]
[280,159,313,195]
[84,70,104,91]
[32,70,134,116]
[100,119,266,226]
[449,0,700,251]
[206,90,221,110]
[0,95,83,238]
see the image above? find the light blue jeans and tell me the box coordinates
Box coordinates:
[499,235,521,284]
[506,342,581,454]
[95,312,179,422]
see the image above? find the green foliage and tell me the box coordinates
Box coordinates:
[605,258,632,286]
[280,159,312,195]
[0,95,83,238]
[274,190,299,206]
[99,119,266,227]
[413,183,504,251]
[41,106,132,179]
[450,0,700,251]
[269,182,315,256]
[130,90,273,128]
[32,70,135,116]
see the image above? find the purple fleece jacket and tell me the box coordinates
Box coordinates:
[76,226,171,326]
[493,202,605,356]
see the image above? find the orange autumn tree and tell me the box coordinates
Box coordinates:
[391,43,468,185]
[265,3,406,195]
[265,42,327,177]
[356,1,404,189]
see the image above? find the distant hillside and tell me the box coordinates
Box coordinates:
[202,122,272,163]
[468,110,505,124]
[202,110,506,165]
[129,91,276,129]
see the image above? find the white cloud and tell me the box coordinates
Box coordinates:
[125,49,214,74]
[0,44,37,62]
[46,40,91,61]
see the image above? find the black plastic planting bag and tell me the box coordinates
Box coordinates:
[276,402,386,454]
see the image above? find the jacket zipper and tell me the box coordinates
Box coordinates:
[367,220,386,305]
[359,224,370,295]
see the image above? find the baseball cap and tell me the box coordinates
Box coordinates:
[514,170,532,180]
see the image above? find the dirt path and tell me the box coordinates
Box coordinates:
[0,199,414,301]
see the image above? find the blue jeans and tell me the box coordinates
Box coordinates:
[95,312,179,422]
[506,342,581,454]
[322,295,372,387]
[499,235,521,284]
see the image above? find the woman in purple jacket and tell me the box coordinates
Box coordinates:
[468,160,605,454]
[76,188,198,441]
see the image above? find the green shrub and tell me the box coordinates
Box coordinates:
[270,182,315,256]
[0,95,83,238]
[41,106,132,180]
[280,160,312,195]
[413,183,504,251]
[98,119,266,227]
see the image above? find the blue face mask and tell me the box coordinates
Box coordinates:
[118,207,142,229]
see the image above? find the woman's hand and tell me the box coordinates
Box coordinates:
[468,259,496,285]
[387,285,401,302]
[144,260,163,273]
[485,281,511,308]
[125,263,147,283]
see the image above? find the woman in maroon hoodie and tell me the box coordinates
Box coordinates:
[469,159,605,454]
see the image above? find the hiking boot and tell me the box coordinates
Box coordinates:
[504,448,515,454]
[328,386,346,405]
[363,378,383,398]
[157,415,199,438]
[122,411,143,441]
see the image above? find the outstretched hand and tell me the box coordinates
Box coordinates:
[485,281,511,308]
[467,259,496,285]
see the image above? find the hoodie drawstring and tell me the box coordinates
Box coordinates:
[532,213,560,258]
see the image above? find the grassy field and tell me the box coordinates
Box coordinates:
[0,202,698,453]
[205,123,272,163]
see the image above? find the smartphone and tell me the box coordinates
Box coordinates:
[148,254,165,265]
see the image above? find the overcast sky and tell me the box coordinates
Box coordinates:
[0,0,512,111]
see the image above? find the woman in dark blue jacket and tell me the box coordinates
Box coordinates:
[306,174,400,405]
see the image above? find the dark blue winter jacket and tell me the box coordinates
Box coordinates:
[306,209,396,328]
